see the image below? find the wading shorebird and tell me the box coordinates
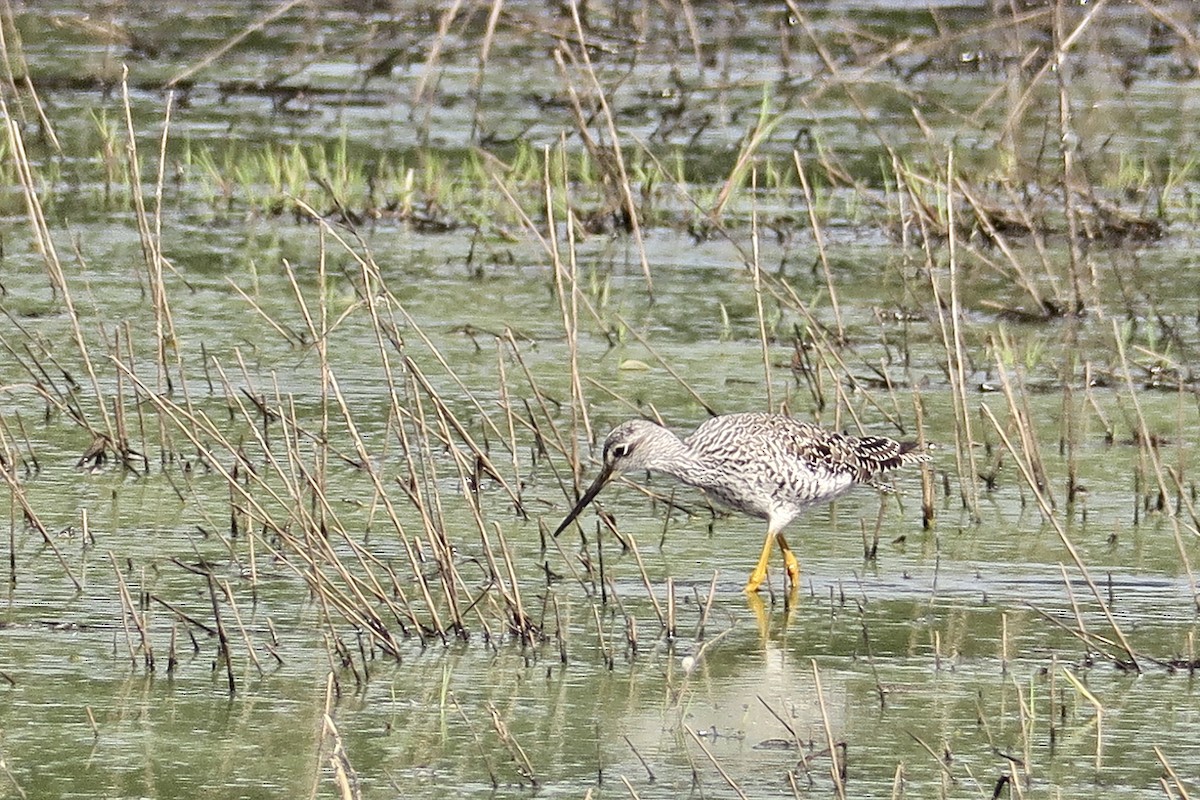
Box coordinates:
[552,412,929,593]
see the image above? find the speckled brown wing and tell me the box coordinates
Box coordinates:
[753,413,925,485]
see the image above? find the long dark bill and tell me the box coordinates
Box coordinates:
[551,464,615,538]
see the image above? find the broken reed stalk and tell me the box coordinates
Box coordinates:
[163,558,239,695]
[929,151,981,522]
[0,459,81,589]
[563,0,654,294]
[684,725,749,800]
[545,142,590,492]
[2,93,117,450]
[319,672,364,800]
[979,403,1141,671]
[109,552,147,670]
[122,70,181,398]
[793,151,845,344]
[486,701,540,787]
[811,660,847,800]
[1110,322,1199,608]
[990,342,1056,515]
[1060,667,1104,771]
[748,165,774,410]
[117,361,417,654]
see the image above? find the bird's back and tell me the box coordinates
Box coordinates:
[682,412,925,522]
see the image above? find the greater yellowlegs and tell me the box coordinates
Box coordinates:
[552,412,929,593]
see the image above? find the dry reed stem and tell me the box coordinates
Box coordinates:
[493,341,524,507]
[323,371,446,641]
[1,94,116,445]
[486,701,539,787]
[770,278,909,434]
[1052,4,1090,315]
[450,693,501,788]
[1153,746,1194,800]
[1110,322,1199,607]
[121,72,181,397]
[989,344,1055,514]
[684,725,749,800]
[467,0,505,142]
[793,152,845,343]
[564,0,654,294]
[218,578,265,676]
[0,741,26,800]
[611,312,718,416]
[1060,667,1104,771]
[998,0,1112,155]
[412,0,464,109]
[503,329,574,462]
[320,672,364,800]
[748,166,775,411]
[756,695,804,753]
[165,0,307,88]
[109,553,144,669]
[811,660,847,800]
[116,361,416,650]
[953,178,1049,314]
[0,3,59,157]
[545,144,593,488]
[980,405,1140,670]
[291,199,520,465]
[150,594,218,638]
[711,93,781,222]
[0,458,81,589]
[403,354,522,512]
[928,151,981,521]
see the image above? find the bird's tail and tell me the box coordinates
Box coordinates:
[897,440,931,466]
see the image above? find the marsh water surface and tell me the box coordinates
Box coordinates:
[3,2,1200,798]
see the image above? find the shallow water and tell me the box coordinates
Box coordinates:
[3,2,1200,798]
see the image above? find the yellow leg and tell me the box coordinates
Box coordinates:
[745,527,776,594]
[776,532,801,589]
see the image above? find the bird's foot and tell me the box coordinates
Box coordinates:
[743,567,767,594]
[783,551,802,590]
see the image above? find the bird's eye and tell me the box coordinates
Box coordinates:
[609,443,632,460]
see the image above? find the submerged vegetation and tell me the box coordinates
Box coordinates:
[2,1,1200,797]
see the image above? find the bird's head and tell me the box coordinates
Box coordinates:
[598,418,667,473]
[552,419,670,537]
